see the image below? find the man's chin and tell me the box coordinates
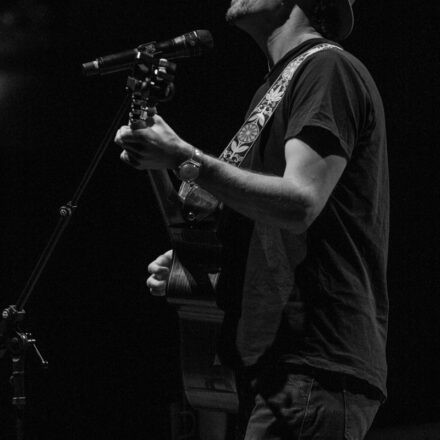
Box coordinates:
[225,10,239,24]
[225,1,250,24]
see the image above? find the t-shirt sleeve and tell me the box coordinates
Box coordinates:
[284,50,367,158]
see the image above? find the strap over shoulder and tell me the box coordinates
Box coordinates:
[219,43,342,166]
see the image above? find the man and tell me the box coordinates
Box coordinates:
[115,0,389,438]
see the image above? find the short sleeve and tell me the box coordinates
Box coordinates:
[284,50,367,158]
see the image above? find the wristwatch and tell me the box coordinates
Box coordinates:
[175,147,203,182]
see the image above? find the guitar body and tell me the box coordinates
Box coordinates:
[168,255,238,414]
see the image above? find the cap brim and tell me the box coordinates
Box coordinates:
[337,0,355,40]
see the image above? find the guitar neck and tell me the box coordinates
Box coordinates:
[147,169,186,230]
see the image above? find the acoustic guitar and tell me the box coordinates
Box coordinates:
[125,54,239,419]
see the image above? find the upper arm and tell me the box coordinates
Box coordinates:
[283,136,347,228]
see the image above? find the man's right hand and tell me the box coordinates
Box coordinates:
[146,250,173,297]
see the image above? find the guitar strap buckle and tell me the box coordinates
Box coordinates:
[178,182,221,223]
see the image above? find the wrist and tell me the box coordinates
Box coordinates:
[174,143,204,183]
[175,141,195,166]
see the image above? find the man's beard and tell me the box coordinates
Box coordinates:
[225,0,255,23]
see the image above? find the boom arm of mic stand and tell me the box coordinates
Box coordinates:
[14,93,132,312]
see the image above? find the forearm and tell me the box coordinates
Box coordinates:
[196,152,311,232]
[114,116,342,232]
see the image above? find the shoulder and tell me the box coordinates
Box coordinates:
[286,45,380,108]
[299,46,379,92]
[300,46,367,78]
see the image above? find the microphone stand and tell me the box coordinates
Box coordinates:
[0,90,132,440]
[0,50,176,439]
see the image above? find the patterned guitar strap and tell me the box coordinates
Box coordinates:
[178,43,342,222]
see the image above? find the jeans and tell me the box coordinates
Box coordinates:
[236,365,380,440]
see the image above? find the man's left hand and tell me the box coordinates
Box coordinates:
[114,115,193,170]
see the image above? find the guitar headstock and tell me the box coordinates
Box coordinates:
[126,54,176,128]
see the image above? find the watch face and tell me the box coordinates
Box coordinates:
[179,162,200,182]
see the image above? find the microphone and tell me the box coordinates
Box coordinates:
[82,30,213,77]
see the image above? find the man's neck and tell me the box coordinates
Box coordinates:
[266,26,321,67]
[236,5,322,67]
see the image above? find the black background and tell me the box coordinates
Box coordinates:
[0,0,438,438]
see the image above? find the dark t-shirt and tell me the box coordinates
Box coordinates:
[219,38,389,398]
